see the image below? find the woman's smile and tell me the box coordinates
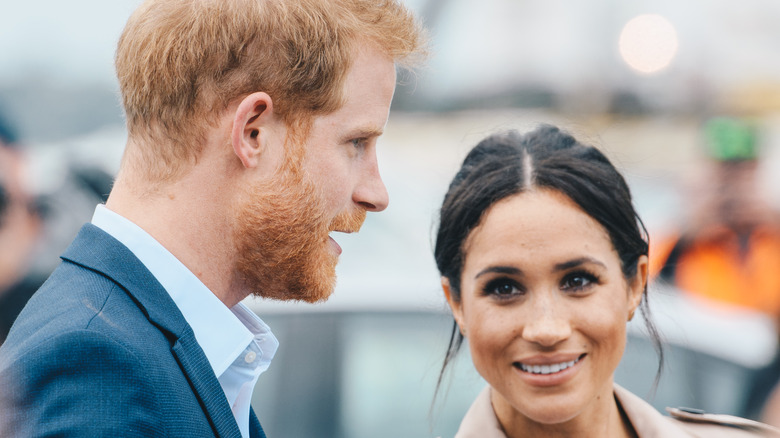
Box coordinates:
[514,353,585,375]
[513,353,587,387]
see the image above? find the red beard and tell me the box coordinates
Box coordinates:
[233,162,365,303]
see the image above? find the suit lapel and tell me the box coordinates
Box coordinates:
[62,224,243,438]
[62,224,188,336]
[173,333,243,438]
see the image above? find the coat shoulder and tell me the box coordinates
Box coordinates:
[666,407,780,437]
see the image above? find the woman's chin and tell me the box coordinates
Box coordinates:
[494,388,585,428]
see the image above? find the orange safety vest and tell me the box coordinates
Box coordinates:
[650,225,780,317]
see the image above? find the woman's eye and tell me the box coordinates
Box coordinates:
[561,272,597,292]
[484,279,523,298]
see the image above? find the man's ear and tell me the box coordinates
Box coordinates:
[442,277,466,337]
[231,92,276,169]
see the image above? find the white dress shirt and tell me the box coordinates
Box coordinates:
[91,204,278,438]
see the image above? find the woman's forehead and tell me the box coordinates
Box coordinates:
[463,190,615,265]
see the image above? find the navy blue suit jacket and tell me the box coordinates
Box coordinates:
[0,224,266,437]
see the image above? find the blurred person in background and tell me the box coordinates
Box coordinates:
[0,107,114,347]
[649,117,780,422]
[650,117,780,318]
[0,107,116,347]
[0,110,43,346]
[434,125,778,437]
[0,0,426,437]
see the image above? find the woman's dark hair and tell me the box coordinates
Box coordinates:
[433,124,663,399]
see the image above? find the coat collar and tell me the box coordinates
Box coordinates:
[614,384,690,437]
[62,224,188,338]
[61,224,243,438]
[454,386,504,438]
[455,384,692,438]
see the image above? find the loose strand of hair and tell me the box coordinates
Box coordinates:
[430,321,463,418]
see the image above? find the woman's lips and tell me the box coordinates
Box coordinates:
[514,354,585,375]
[512,354,587,386]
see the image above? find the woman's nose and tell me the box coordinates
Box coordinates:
[521,296,572,347]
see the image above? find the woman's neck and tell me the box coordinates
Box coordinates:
[494,389,637,438]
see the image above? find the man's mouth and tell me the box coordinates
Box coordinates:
[328,230,356,256]
[514,354,585,375]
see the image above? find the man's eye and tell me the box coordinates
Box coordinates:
[351,138,367,148]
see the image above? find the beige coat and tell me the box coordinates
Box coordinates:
[454,385,780,437]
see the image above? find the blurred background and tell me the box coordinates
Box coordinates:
[3,0,780,437]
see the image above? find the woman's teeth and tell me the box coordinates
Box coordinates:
[517,357,581,375]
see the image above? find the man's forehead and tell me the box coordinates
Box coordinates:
[311,105,389,136]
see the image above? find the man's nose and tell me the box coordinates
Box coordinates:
[354,152,389,212]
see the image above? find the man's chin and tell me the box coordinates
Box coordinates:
[300,274,337,303]
[251,287,335,304]
[248,272,337,303]
[296,287,335,304]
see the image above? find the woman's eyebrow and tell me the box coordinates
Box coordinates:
[475,266,523,280]
[553,257,607,272]
[474,257,608,280]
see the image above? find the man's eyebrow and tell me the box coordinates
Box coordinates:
[344,125,384,140]
[553,257,607,271]
[475,266,523,279]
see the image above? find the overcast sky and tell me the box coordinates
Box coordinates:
[0,0,141,85]
[3,0,780,101]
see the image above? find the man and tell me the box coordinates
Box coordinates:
[651,117,780,316]
[0,0,425,436]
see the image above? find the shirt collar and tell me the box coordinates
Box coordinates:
[91,204,270,377]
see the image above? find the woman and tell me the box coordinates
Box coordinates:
[434,125,779,437]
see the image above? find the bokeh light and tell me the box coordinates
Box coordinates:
[619,14,679,75]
